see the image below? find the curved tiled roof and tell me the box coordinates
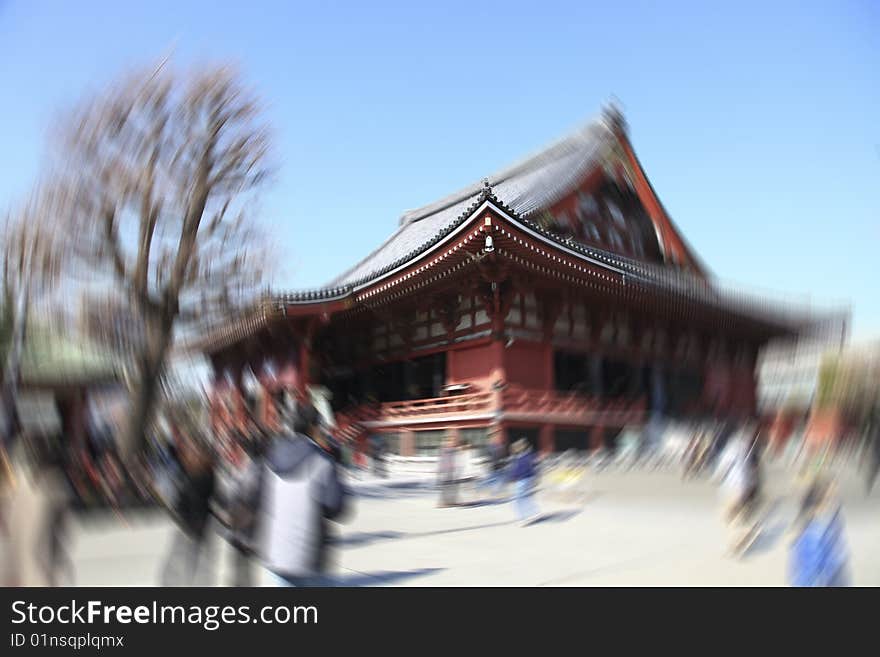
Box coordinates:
[194,107,829,352]
[278,106,706,303]
[196,186,819,354]
[327,114,618,288]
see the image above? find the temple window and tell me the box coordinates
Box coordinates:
[415,430,446,455]
[459,428,488,448]
[524,309,540,330]
[506,305,522,325]
[607,200,626,228]
[577,192,598,217]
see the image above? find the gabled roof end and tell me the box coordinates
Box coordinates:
[601,97,628,136]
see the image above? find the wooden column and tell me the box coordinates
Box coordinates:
[230,362,246,432]
[539,424,555,455]
[493,423,510,449]
[590,424,605,451]
[491,339,506,386]
[295,318,320,399]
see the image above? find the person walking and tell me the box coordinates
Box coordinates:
[714,425,762,556]
[480,432,507,499]
[220,430,263,587]
[510,438,540,525]
[159,434,217,586]
[436,434,459,507]
[2,432,74,586]
[788,478,851,586]
[371,435,387,479]
[257,402,348,587]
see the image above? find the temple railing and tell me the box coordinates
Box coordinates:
[382,391,495,419]
[334,386,645,438]
[501,385,645,424]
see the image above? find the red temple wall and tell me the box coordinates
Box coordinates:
[724,366,756,417]
[701,360,757,417]
[446,342,501,387]
[504,340,552,389]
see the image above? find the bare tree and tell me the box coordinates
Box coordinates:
[51,61,271,454]
[0,190,65,446]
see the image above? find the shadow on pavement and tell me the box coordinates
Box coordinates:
[332,530,406,547]
[334,519,517,548]
[456,497,512,507]
[741,498,791,558]
[335,568,444,586]
[529,508,584,525]
[347,481,436,500]
[743,521,789,557]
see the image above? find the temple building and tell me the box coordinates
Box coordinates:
[197,106,820,455]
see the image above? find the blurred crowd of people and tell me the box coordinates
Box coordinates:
[154,401,350,587]
[0,399,353,588]
[3,401,877,587]
[435,433,541,525]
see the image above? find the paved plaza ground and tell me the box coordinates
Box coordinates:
[69,461,880,586]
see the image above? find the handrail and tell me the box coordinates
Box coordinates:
[382,391,494,418]
[335,387,645,433]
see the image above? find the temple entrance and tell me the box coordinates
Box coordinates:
[325,352,447,406]
[372,352,445,401]
[663,368,703,417]
[602,358,645,399]
[410,352,446,399]
[554,350,646,400]
[554,351,594,394]
[555,429,589,452]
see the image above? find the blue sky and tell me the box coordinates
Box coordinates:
[1,1,878,338]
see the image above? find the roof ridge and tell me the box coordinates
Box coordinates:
[398,117,610,227]
[325,113,614,288]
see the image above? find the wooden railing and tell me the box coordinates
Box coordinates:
[381,391,495,419]
[502,385,645,423]
[334,386,645,438]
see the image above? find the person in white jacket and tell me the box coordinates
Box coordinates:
[257,403,348,587]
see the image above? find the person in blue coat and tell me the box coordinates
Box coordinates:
[509,439,540,525]
[788,478,851,587]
